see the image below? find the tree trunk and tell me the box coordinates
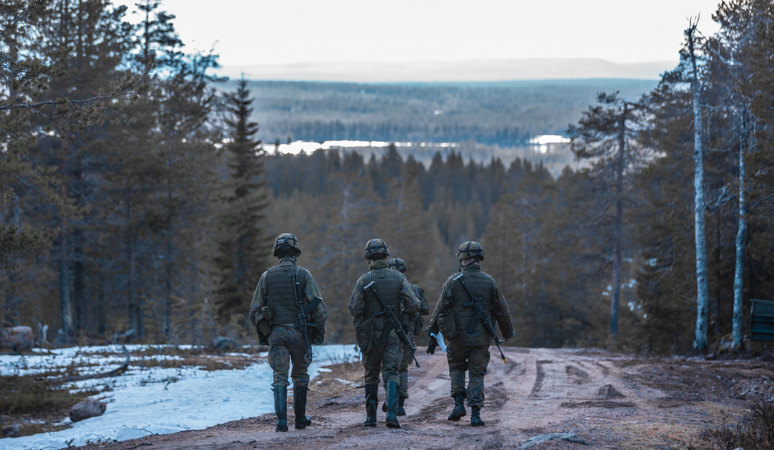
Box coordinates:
[4,200,21,326]
[126,186,138,339]
[59,208,73,335]
[96,273,106,335]
[5,272,19,326]
[73,229,85,334]
[164,237,172,340]
[688,26,709,352]
[164,143,174,340]
[732,107,749,349]
[610,105,627,339]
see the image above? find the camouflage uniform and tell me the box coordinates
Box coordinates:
[350,243,419,429]
[249,258,327,388]
[348,259,419,386]
[398,284,429,399]
[249,233,326,432]
[428,263,514,411]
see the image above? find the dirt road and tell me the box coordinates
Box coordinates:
[80,347,774,449]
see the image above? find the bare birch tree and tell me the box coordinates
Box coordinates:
[685,19,711,352]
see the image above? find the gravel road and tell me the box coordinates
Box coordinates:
[78,347,774,449]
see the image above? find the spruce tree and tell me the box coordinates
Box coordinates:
[214,79,270,321]
[568,92,648,339]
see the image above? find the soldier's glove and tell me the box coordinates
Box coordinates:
[312,333,324,345]
[427,336,438,354]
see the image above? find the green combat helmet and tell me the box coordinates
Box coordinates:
[387,258,407,273]
[273,233,301,257]
[457,241,484,261]
[364,238,390,260]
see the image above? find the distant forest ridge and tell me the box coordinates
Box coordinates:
[225,78,659,147]
[265,140,580,178]
[218,58,672,83]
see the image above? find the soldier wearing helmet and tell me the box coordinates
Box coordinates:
[426,241,514,427]
[348,239,420,429]
[249,233,328,432]
[382,257,429,416]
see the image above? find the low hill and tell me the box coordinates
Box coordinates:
[224,78,660,147]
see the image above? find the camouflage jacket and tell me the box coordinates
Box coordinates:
[348,259,420,320]
[428,263,514,346]
[249,258,328,334]
[413,284,430,316]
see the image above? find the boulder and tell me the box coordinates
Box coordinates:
[2,425,20,438]
[213,336,238,351]
[70,400,107,423]
[0,326,34,352]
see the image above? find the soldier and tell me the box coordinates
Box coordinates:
[349,239,419,429]
[426,241,514,427]
[381,257,429,416]
[249,233,328,432]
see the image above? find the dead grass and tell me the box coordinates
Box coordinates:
[691,396,774,450]
[0,374,102,438]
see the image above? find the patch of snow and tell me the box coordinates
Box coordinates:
[2,344,359,450]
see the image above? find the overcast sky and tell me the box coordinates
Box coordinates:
[115,0,722,67]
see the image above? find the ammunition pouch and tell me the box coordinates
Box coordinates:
[256,327,270,346]
[309,322,325,345]
[254,308,273,345]
[439,308,457,339]
[354,317,374,353]
[400,312,411,331]
[257,318,272,337]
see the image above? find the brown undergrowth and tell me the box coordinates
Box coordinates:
[690,396,774,450]
[0,374,102,437]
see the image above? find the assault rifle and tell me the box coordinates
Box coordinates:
[364,281,420,368]
[291,260,322,359]
[453,273,507,363]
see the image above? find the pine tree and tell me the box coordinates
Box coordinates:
[568,92,648,339]
[214,78,270,321]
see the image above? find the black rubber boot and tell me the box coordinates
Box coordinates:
[363,384,378,427]
[273,385,288,432]
[386,381,401,429]
[294,385,312,429]
[470,406,485,426]
[447,393,466,421]
[397,397,406,416]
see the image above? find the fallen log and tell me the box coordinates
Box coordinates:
[45,345,131,383]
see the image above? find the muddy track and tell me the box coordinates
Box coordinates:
[78,348,774,449]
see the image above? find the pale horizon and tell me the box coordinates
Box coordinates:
[114,0,722,81]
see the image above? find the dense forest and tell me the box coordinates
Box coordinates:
[227,79,658,146]
[2,0,774,355]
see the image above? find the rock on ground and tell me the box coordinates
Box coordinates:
[0,326,34,351]
[2,425,21,438]
[70,400,107,423]
[518,433,589,449]
[213,336,238,351]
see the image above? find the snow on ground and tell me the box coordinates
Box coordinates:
[1,344,359,450]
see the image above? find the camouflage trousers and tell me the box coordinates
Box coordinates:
[396,333,416,398]
[268,325,311,388]
[447,341,490,408]
[363,329,403,385]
